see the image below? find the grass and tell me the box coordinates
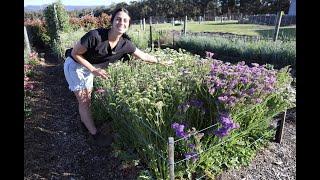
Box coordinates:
[130,21,296,39]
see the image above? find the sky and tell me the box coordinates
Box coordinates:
[24,0,132,7]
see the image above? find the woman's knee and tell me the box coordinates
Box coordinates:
[74,90,92,106]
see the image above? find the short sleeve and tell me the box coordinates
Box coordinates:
[125,40,136,54]
[80,30,99,49]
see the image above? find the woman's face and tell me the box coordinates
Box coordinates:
[112,11,130,34]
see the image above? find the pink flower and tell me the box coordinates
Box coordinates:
[24,82,34,90]
[95,88,106,94]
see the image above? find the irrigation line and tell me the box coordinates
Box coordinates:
[134,115,166,142]
[195,174,207,180]
[174,123,219,143]
[153,149,167,161]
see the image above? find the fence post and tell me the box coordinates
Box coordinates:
[140,19,143,30]
[53,4,59,32]
[172,17,175,26]
[158,31,161,48]
[172,32,175,48]
[275,110,287,143]
[273,11,284,41]
[143,18,146,31]
[168,137,175,180]
[183,16,187,36]
[24,26,31,55]
[149,25,154,51]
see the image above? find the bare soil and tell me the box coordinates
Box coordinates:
[24,50,139,180]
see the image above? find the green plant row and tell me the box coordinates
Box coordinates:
[91,48,295,179]
[175,36,296,71]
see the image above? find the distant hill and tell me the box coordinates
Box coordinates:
[24,5,105,12]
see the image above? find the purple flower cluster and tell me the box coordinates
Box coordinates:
[184,152,198,162]
[171,122,188,139]
[171,123,203,162]
[178,99,204,113]
[214,113,240,138]
[207,60,277,108]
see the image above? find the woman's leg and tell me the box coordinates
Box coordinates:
[74,89,97,135]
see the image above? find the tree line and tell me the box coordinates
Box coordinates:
[25,0,291,20]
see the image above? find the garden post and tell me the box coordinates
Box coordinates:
[143,18,146,31]
[172,32,175,48]
[53,4,59,32]
[275,110,287,144]
[24,26,31,55]
[149,25,154,51]
[168,137,175,180]
[273,11,284,41]
[140,19,142,30]
[184,16,187,36]
[158,31,161,48]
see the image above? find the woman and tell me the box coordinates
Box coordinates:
[64,8,159,146]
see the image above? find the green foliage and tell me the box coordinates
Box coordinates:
[44,0,71,46]
[55,0,71,32]
[57,29,87,58]
[175,36,296,70]
[91,48,295,179]
[24,19,50,49]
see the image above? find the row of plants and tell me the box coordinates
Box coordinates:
[174,35,296,72]
[24,0,111,58]
[24,49,41,118]
[91,48,295,179]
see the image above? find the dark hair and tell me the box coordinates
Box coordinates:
[111,8,131,24]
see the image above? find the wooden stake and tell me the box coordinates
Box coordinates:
[275,110,287,144]
[24,26,31,54]
[273,11,284,41]
[168,137,175,180]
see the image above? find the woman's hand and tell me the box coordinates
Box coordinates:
[92,68,109,79]
[158,59,174,66]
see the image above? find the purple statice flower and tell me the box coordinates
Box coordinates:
[214,113,240,138]
[171,122,188,138]
[214,127,230,137]
[184,152,198,162]
[209,87,215,94]
[207,59,278,109]
[255,98,263,103]
[218,96,228,102]
[248,88,255,95]
[189,99,204,108]
[188,143,196,150]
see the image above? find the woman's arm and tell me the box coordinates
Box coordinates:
[71,41,108,79]
[132,48,158,63]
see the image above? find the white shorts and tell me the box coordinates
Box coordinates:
[63,57,94,92]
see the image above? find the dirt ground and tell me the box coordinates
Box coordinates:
[24,50,296,180]
[24,51,139,180]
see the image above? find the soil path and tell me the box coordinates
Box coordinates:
[24,50,137,180]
